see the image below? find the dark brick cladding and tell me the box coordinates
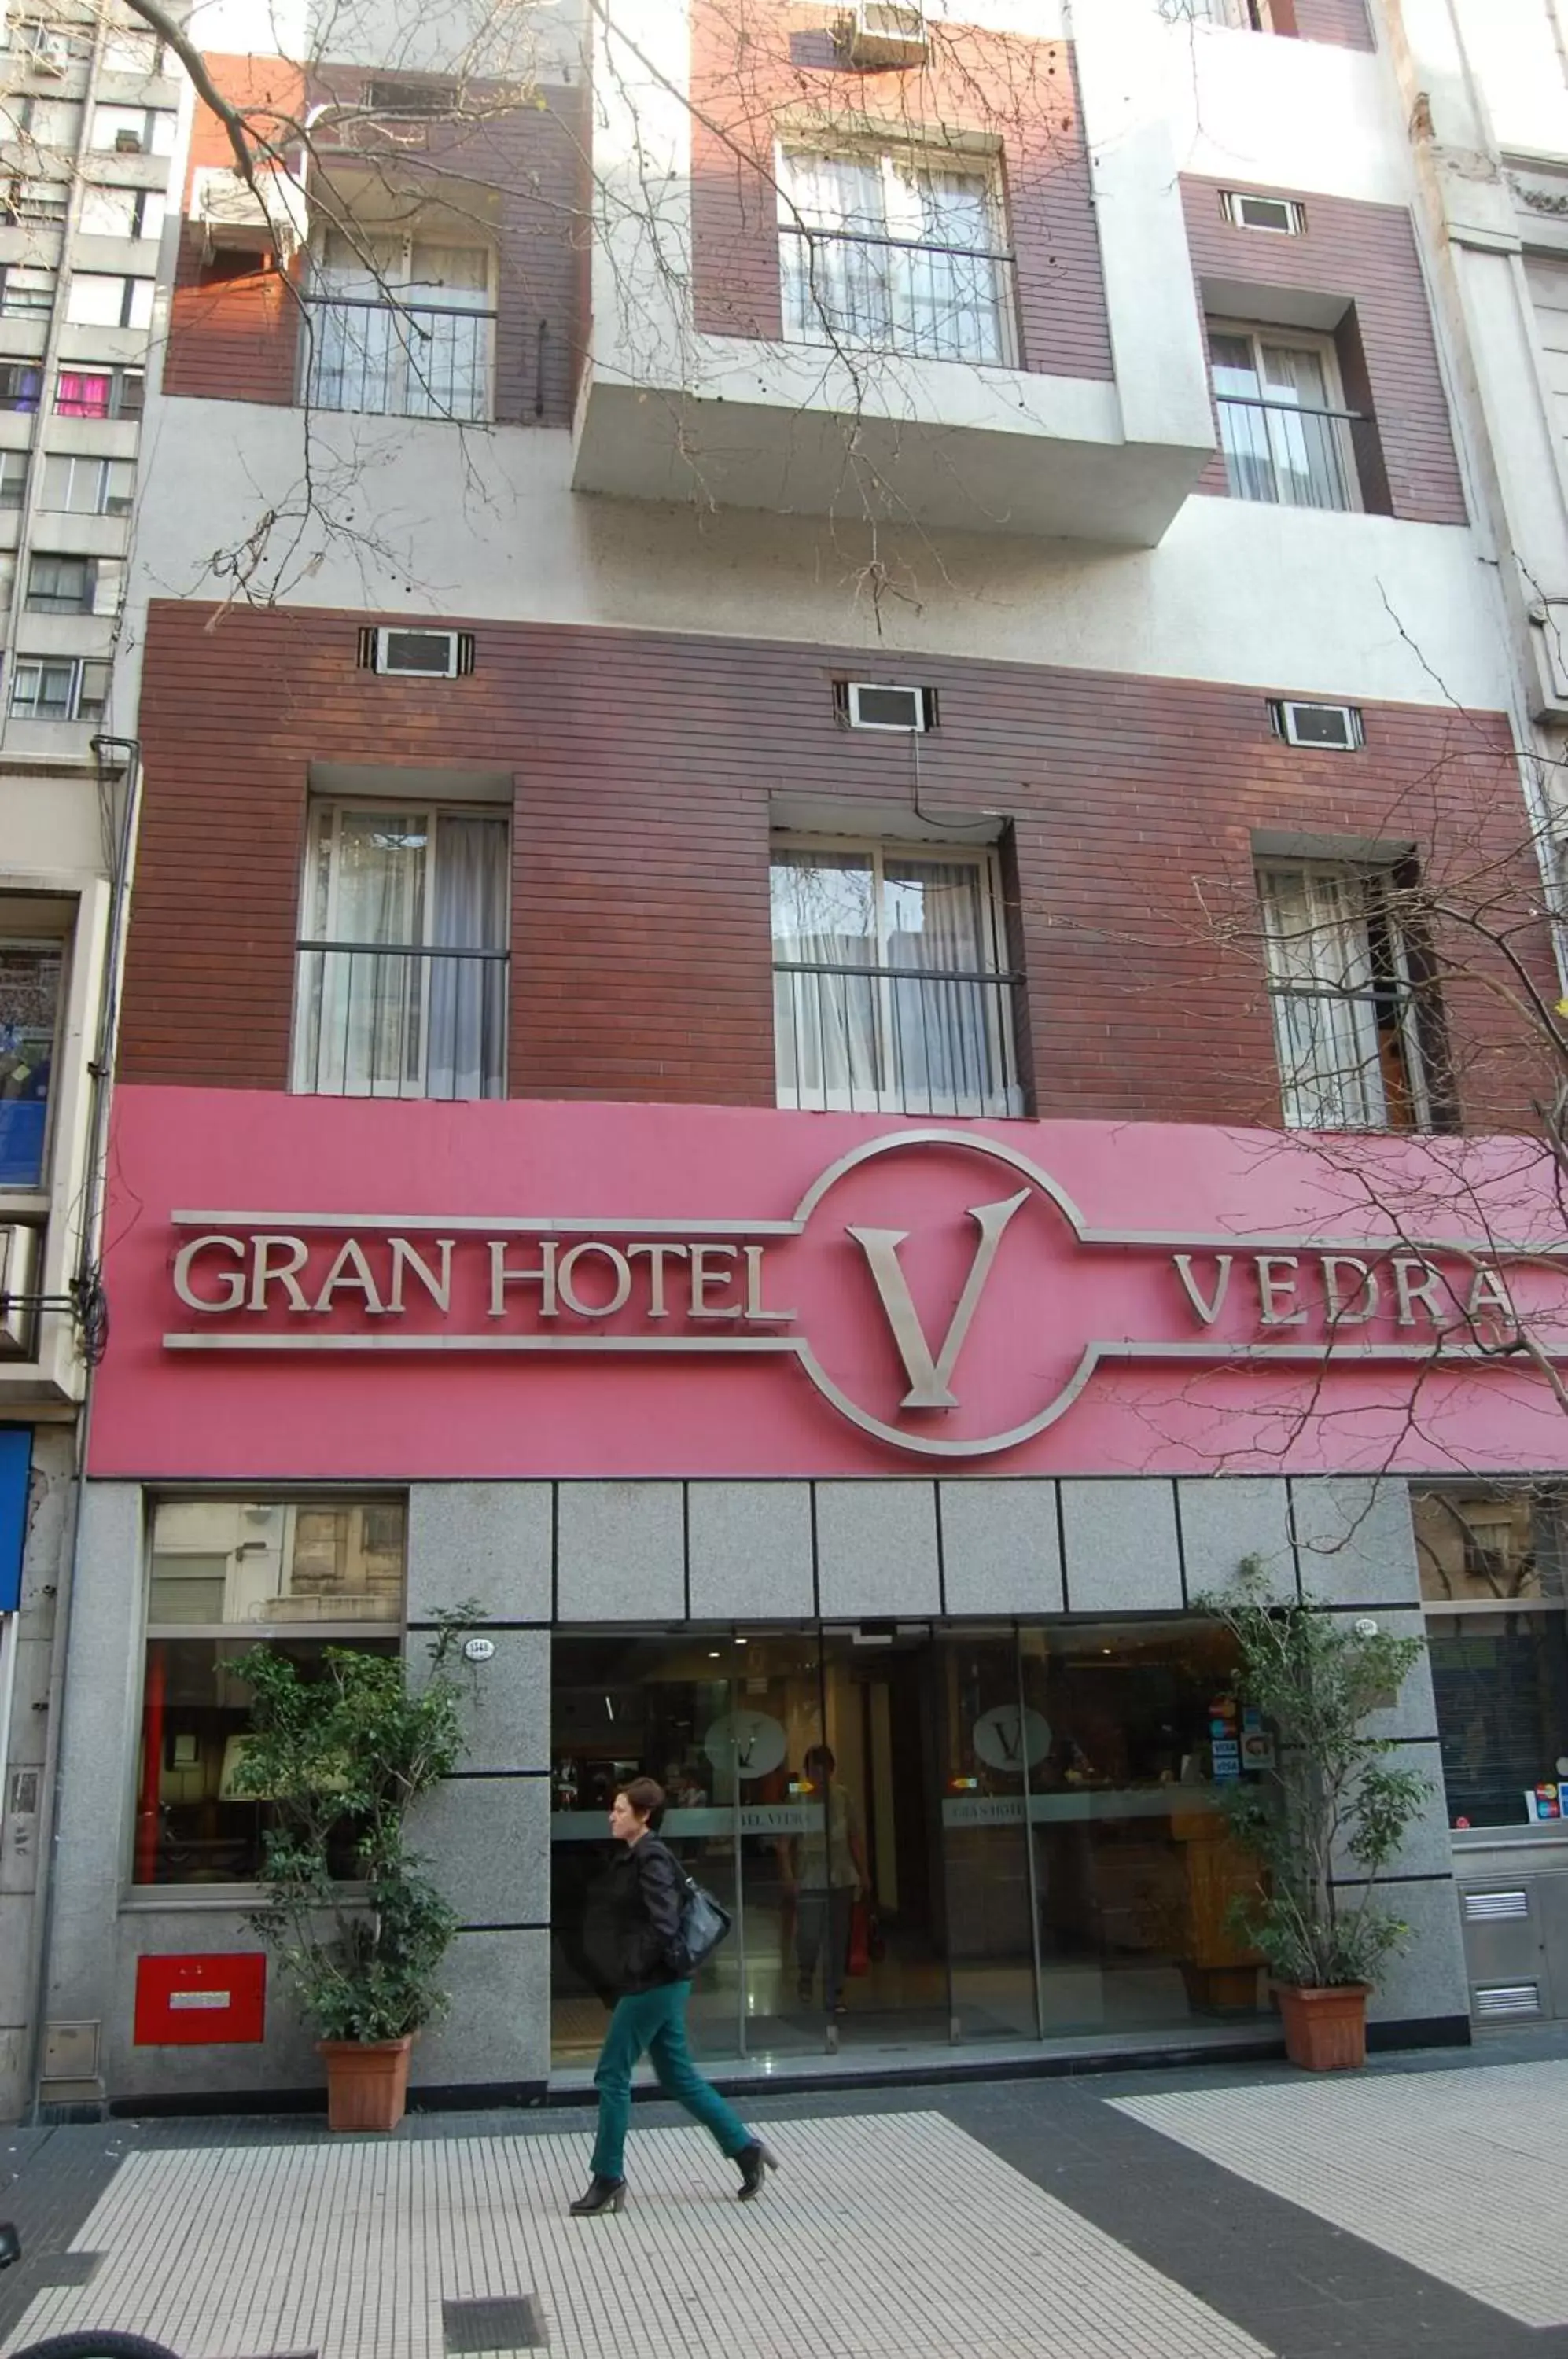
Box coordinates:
[690,1,1113,381]
[164,58,588,424]
[1182,177,1467,527]
[123,602,1537,1134]
[1293,0,1375,47]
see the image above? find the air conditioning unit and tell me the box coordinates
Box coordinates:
[112,127,142,152]
[842,679,936,731]
[27,34,69,75]
[359,625,475,679]
[191,164,307,259]
[1272,699,1364,750]
[845,3,929,68]
[0,1224,40,1358]
[1222,189,1305,236]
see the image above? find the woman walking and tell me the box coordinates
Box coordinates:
[571,1776,777,2216]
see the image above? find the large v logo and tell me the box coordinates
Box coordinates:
[847,1191,1030,1410]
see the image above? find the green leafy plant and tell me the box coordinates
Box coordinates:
[1195,1558,1431,1990]
[230,1611,478,2043]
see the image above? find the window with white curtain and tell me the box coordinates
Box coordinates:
[771,837,1021,1116]
[1209,322,1358,510]
[778,146,1012,366]
[293,802,510,1100]
[1257,863,1434,1131]
[303,230,493,421]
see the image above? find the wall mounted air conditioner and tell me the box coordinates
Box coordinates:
[841,679,936,731]
[112,127,142,152]
[359,625,475,679]
[845,3,929,68]
[1271,699,1364,749]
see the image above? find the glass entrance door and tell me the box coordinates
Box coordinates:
[549,1617,1265,2066]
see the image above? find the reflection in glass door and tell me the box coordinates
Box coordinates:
[548,1618,1266,2067]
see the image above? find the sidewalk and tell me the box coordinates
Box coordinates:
[2,2030,1566,2359]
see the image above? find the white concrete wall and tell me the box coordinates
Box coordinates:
[127,399,1515,708]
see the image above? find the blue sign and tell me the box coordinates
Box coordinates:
[0,1429,31,1613]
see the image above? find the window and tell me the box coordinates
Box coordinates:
[1,95,83,145]
[54,363,142,418]
[778,145,1012,366]
[1209,324,1357,510]
[771,837,1021,1115]
[9,653,109,720]
[0,265,55,318]
[101,23,166,73]
[66,271,153,329]
[2,178,68,225]
[1257,863,1435,1131]
[79,184,164,239]
[0,364,41,412]
[1416,1490,1568,1832]
[25,552,123,613]
[293,802,510,1099]
[6,17,93,68]
[0,940,64,1187]
[1222,190,1306,234]
[137,1498,407,1886]
[303,231,494,421]
[90,102,175,154]
[0,451,28,510]
[0,554,13,609]
[39,451,134,514]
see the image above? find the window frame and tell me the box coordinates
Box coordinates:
[39,451,134,516]
[8,653,110,722]
[1208,317,1360,513]
[78,183,165,241]
[134,1494,409,1894]
[292,797,513,1100]
[24,550,123,615]
[0,451,28,510]
[0,363,41,412]
[770,830,1023,1117]
[775,137,1017,370]
[65,271,154,330]
[1256,858,1437,1134]
[53,363,144,418]
[0,932,66,1190]
[0,263,56,318]
[90,101,176,155]
[301,229,498,424]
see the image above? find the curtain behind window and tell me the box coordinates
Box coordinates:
[1258,867,1386,1128]
[428,815,508,1099]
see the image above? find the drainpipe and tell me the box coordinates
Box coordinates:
[20,734,141,2123]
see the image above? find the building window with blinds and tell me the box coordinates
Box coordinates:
[778,146,1014,366]
[1209,322,1360,510]
[301,230,494,421]
[771,837,1023,1116]
[1415,1490,1568,1831]
[1257,862,1440,1132]
[293,802,510,1099]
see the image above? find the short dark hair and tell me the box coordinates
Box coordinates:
[620,1775,665,1825]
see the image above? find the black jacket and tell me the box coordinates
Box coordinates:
[583,1834,688,1997]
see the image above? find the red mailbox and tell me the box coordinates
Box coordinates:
[134,1952,266,2044]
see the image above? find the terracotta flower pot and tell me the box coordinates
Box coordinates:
[1275,1982,1369,2070]
[317,2033,416,2131]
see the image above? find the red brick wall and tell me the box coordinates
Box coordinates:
[163,54,306,403]
[689,1,1113,381]
[1293,0,1375,48]
[122,602,1538,1133]
[1182,178,1467,526]
[164,56,587,422]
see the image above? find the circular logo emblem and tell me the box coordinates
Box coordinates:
[702,1709,788,1779]
[972,1702,1052,1772]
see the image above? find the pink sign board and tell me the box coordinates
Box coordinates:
[90,1086,1568,1480]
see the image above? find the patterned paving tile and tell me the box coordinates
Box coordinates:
[1112,2058,1568,2331]
[0,2114,1272,2359]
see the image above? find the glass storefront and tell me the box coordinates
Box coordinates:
[549,1617,1265,2063]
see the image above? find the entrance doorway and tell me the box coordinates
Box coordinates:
[549,1618,1262,2064]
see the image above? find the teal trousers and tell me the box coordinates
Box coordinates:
[589,1980,753,2182]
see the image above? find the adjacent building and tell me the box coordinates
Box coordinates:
[0,0,182,2119]
[11,0,1568,2111]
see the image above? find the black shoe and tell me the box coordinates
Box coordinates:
[736,2142,778,2202]
[569,2175,626,2215]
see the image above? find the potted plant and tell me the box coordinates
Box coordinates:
[1197,1559,1431,2070]
[230,1615,475,2131]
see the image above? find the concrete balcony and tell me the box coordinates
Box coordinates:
[574,0,1216,548]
